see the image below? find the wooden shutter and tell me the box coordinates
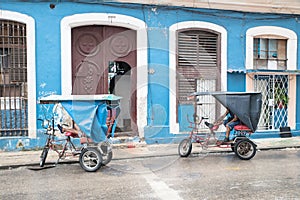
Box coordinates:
[177,30,219,104]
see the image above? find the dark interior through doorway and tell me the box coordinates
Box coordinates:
[108,61,132,133]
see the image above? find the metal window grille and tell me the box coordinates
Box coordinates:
[0,20,28,137]
[253,74,289,130]
[177,30,219,104]
[176,29,221,128]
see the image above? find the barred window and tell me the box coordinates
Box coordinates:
[254,75,289,130]
[0,20,28,137]
[177,29,220,104]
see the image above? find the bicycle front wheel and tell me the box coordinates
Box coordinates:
[40,147,49,167]
[178,138,192,157]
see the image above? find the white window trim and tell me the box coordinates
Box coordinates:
[61,13,148,137]
[0,10,36,137]
[246,26,297,129]
[246,26,297,70]
[169,21,227,134]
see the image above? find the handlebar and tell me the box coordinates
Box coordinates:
[38,118,50,129]
[37,118,56,133]
[186,114,209,125]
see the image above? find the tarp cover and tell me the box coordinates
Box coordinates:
[191,92,262,132]
[39,94,122,142]
[60,101,108,143]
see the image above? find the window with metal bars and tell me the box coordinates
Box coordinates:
[177,29,220,105]
[253,74,288,130]
[176,29,221,128]
[0,20,28,137]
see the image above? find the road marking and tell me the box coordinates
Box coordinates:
[143,172,183,200]
[225,167,240,171]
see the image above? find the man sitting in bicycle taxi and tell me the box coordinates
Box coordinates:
[205,108,240,142]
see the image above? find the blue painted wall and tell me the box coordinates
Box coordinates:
[227,73,246,92]
[1,1,300,149]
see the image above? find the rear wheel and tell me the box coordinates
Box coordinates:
[102,151,113,166]
[79,147,103,172]
[98,142,113,165]
[178,139,192,157]
[234,139,256,160]
[40,147,49,167]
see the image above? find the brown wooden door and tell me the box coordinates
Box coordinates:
[71,25,137,134]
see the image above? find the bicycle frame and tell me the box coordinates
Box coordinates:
[39,117,81,166]
[186,115,231,149]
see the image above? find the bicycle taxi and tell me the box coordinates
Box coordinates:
[178,91,262,160]
[38,94,121,172]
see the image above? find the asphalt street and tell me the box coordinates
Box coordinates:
[0,136,300,169]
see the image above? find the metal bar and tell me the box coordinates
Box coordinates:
[0,20,28,137]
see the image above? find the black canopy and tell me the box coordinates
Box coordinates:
[190,92,262,132]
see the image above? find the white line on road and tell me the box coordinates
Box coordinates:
[143,172,183,200]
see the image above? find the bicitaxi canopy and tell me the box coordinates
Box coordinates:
[189,92,262,132]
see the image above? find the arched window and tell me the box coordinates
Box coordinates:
[0,11,35,137]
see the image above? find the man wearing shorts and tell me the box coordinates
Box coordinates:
[205,108,240,142]
[223,109,240,142]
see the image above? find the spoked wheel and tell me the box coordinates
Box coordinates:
[234,139,256,160]
[178,139,192,157]
[98,142,113,166]
[40,147,49,167]
[79,147,103,172]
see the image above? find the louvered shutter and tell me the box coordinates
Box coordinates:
[177,30,219,104]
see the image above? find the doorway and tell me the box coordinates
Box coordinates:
[71,25,137,136]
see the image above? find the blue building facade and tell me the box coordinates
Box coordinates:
[0,1,300,150]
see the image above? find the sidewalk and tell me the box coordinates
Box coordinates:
[0,137,300,169]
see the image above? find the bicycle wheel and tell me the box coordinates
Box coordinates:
[98,142,113,166]
[178,138,192,157]
[79,147,103,172]
[234,139,256,160]
[40,147,49,167]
